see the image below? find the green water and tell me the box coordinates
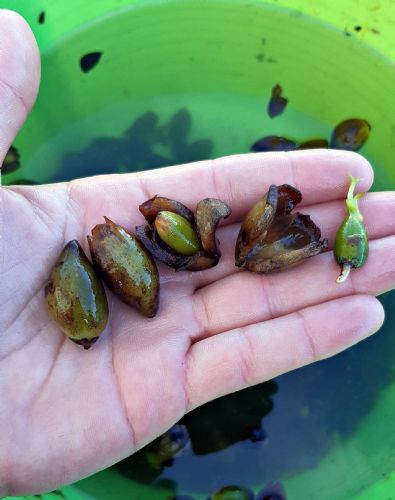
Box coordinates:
[7,98,395,500]
[4,0,395,498]
[7,93,387,187]
[7,93,332,184]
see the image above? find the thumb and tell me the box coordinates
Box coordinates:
[0,9,41,168]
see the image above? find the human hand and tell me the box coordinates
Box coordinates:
[2,10,395,496]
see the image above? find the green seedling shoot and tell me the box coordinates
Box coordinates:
[334,175,369,283]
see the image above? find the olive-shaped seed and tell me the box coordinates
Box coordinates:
[155,211,202,256]
[334,176,368,283]
[88,217,159,317]
[330,118,371,151]
[45,240,108,349]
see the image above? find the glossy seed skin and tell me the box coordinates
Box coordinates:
[334,176,368,282]
[330,118,371,151]
[88,217,159,317]
[45,240,108,349]
[155,211,201,256]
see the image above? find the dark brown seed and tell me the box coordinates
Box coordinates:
[298,138,329,149]
[88,218,159,317]
[235,184,301,264]
[236,185,327,273]
[267,84,288,118]
[240,213,328,273]
[2,146,20,174]
[251,136,297,152]
[330,118,371,151]
[45,240,108,346]
[80,52,103,73]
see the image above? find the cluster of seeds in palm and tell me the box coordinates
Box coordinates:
[45,175,368,349]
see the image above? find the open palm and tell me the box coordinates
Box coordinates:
[2,10,395,497]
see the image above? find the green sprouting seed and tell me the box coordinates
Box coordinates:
[334,175,368,283]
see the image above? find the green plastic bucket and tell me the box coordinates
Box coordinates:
[3,1,395,499]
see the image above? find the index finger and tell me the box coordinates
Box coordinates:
[136,149,373,222]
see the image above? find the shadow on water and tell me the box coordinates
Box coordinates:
[114,292,395,494]
[51,109,213,182]
[6,106,395,497]
[33,107,393,496]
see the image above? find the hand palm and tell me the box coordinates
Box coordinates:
[1,11,395,496]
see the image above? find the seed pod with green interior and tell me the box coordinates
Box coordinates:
[136,196,231,271]
[235,184,328,273]
[334,176,369,283]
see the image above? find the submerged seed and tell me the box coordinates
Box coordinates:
[155,211,201,256]
[2,145,20,174]
[251,135,297,152]
[45,240,108,349]
[208,485,255,500]
[330,118,371,151]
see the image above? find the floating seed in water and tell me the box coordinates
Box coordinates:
[2,145,20,174]
[256,482,287,500]
[251,136,297,152]
[334,176,368,283]
[235,184,328,273]
[267,84,288,118]
[145,424,190,470]
[330,118,371,151]
[242,425,266,443]
[207,485,254,500]
[298,138,329,149]
[45,240,108,349]
[80,51,103,73]
[88,217,159,317]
